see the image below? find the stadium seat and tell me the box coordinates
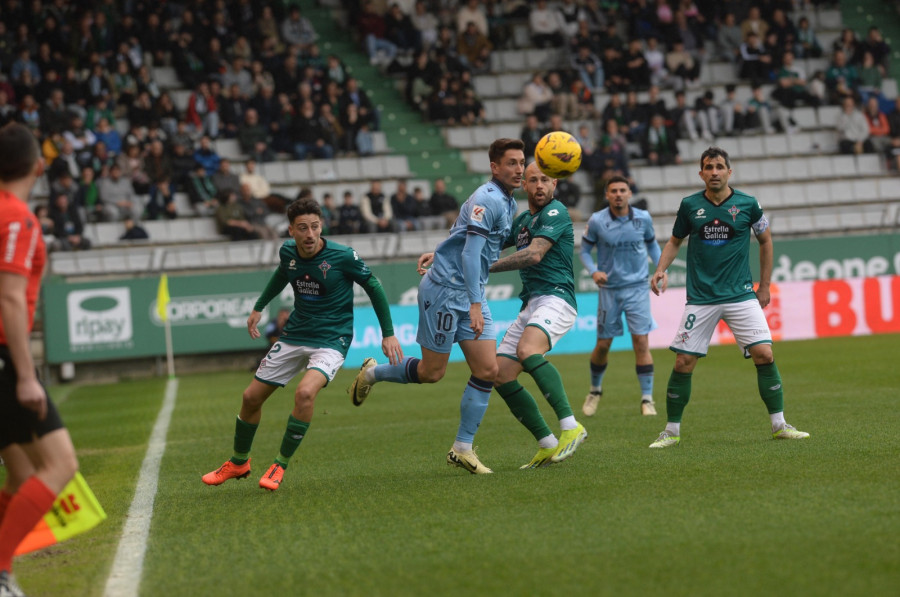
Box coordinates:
[335,157,361,181]
[759,158,788,181]
[445,128,472,148]
[173,193,192,215]
[733,160,761,185]
[792,107,818,130]
[191,218,226,241]
[855,154,882,176]
[807,155,833,179]
[372,131,388,154]
[311,159,338,183]
[757,183,786,207]
[737,136,765,158]
[473,76,499,98]
[875,179,897,200]
[285,160,312,185]
[142,220,172,243]
[214,139,244,161]
[817,105,841,128]
[780,157,807,181]
[383,155,411,178]
[260,162,288,185]
[168,219,195,242]
[170,89,191,112]
[851,179,879,201]
[635,167,664,190]
[804,181,832,206]
[472,127,495,147]
[661,165,689,188]
[359,156,384,179]
[762,134,790,156]
[94,222,123,246]
[498,73,527,97]
[153,67,180,89]
[499,51,527,72]
[830,155,856,177]
[816,9,843,30]
[786,131,813,154]
[828,180,854,203]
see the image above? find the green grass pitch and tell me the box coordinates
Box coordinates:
[5,334,899,596]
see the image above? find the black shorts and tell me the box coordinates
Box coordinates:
[0,345,65,450]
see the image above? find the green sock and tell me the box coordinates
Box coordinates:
[230,416,258,464]
[521,354,574,420]
[756,361,785,414]
[496,380,553,441]
[274,415,310,470]
[665,370,693,423]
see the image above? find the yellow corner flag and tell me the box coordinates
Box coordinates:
[15,472,107,556]
[157,274,170,322]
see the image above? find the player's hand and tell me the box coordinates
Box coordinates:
[469,303,484,339]
[18,378,48,421]
[417,252,435,275]
[756,284,771,308]
[650,271,668,295]
[591,271,608,287]
[382,335,404,365]
[247,310,263,339]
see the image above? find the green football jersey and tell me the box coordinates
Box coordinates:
[507,198,576,310]
[672,188,766,305]
[266,238,372,356]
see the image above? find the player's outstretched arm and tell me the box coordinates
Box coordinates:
[651,236,683,295]
[0,271,46,419]
[489,237,553,272]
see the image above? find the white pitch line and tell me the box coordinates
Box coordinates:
[104,377,179,597]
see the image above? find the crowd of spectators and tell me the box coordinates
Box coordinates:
[2,0,896,251]
[432,0,896,213]
[0,0,394,250]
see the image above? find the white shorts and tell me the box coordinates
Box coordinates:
[497,295,577,359]
[255,342,345,387]
[669,300,772,357]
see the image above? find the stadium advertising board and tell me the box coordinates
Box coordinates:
[41,234,900,365]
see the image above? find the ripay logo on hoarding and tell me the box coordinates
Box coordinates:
[67,288,133,346]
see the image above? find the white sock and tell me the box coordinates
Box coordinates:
[364,367,376,383]
[453,441,472,452]
[641,394,653,403]
[538,434,558,449]
[665,422,681,436]
[590,386,602,394]
[559,415,577,431]
[770,412,786,431]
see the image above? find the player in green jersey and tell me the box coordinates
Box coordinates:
[488,162,587,468]
[648,147,809,448]
[202,197,403,490]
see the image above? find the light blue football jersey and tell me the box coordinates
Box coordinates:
[581,206,660,289]
[428,178,518,298]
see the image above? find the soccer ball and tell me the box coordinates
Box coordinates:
[534,131,582,179]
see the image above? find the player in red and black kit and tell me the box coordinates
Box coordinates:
[0,123,78,597]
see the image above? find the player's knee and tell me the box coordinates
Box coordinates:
[241,387,266,410]
[294,386,317,407]
[418,365,446,384]
[472,362,498,382]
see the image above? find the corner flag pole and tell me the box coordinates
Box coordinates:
[157,274,175,378]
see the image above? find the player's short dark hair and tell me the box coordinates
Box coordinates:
[287,197,322,223]
[0,123,39,182]
[605,175,630,190]
[700,146,731,169]
[489,138,525,165]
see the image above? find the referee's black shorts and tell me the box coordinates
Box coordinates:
[0,345,65,451]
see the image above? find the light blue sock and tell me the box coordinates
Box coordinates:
[590,362,607,390]
[456,376,493,443]
[373,357,421,384]
[637,364,654,396]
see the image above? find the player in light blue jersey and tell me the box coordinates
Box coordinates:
[349,139,525,474]
[580,175,662,417]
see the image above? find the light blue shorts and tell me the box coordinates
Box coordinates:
[416,275,496,353]
[597,284,656,338]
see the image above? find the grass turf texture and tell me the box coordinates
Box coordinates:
[5,334,898,596]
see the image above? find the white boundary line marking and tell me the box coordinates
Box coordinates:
[104,377,179,597]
